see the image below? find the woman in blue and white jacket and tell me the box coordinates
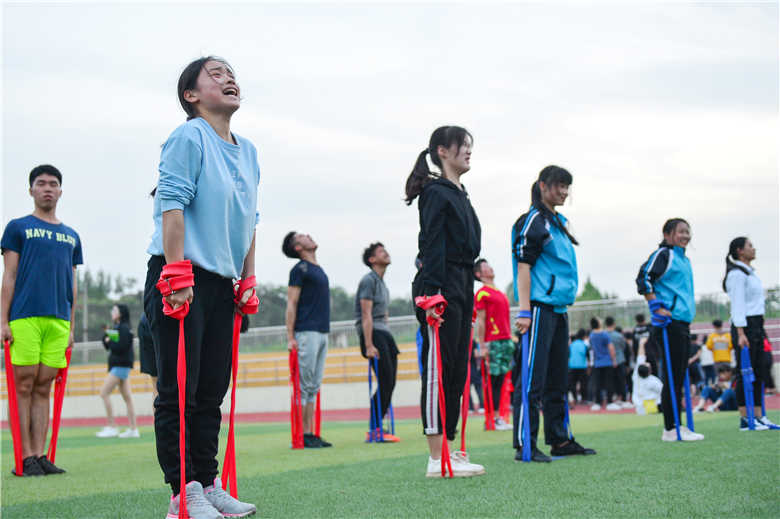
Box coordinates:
[511,165,596,462]
[724,237,777,430]
[636,218,704,442]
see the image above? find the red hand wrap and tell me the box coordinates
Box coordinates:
[234,276,259,315]
[414,295,447,326]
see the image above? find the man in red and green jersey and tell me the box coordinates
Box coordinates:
[474,259,515,430]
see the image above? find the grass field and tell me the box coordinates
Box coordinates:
[2,411,778,518]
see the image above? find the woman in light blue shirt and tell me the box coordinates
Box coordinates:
[143,56,259,518]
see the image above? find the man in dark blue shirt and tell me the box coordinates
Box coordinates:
[1,165,83,476]
[283,231,331,448]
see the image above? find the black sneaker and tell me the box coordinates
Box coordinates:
[37,455,66,475]
[303,433,322,448]
[11,456,45,477]
[550,440,597,456]
[316,436,332,448]
[515,447,551,463]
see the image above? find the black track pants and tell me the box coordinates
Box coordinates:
[733,316,767,408]
[512,304,570,449]
[361,329,399,420]
[652,320,690,431]
[144,256,234,494]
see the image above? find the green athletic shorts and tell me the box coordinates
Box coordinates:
[8,316,70,368]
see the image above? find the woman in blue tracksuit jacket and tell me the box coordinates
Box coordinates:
[511,165,596,462]
[636,218,704,442]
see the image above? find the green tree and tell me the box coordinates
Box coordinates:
[576,276,603,302]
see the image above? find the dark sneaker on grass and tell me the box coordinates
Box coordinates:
[11,456,45,477]
[550,440,597,456]
[515,447,551,463]
[204,477,256,517]
[37,455,66,475]
[303,433,322,448]
[316,436,332,447]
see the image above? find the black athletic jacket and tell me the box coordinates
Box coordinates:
[103,322,134,370]
[416,178,481,295]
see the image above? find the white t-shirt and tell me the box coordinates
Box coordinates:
[700,345,714,366]
[632,355,663,414]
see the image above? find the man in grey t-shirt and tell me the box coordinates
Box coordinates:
[355,242,400,441]
[605,316,632,409]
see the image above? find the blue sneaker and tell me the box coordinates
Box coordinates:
[757,416,780,430]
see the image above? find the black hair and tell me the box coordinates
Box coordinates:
[616,326,623,333]
[659,218,689,247]
[635,314,646,324]
[177,56,233,120]
[712,319,723,328]
[115,304,130,325]
[723,237,751,291]
[29,165,62,187]
[604,316,615,327]
[530,165,578,245]
[473,258,488,281]
[362,242,384,268]
[404,126,472,205]
[282,231,299,259]
[638,365,650,378]
[590,317,600,330]
[717,364,732,374]
[575,328,587,340]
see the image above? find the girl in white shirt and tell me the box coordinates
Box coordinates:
[724,237,777,430]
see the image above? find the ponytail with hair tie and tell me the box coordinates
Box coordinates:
[722,237,750,292]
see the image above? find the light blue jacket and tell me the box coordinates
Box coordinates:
[148,118,260,279]
[636,245,695,323]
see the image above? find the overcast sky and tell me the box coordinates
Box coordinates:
[2,2,778,302]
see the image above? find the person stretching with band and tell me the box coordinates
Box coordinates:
[407,125,485,478]
[511,165,596,462]
[723,237,778,430]
[143,56,258,518]
[1,164,82,476]
[636,218,704,442]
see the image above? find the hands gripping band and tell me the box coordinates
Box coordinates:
[415,295,452,477]
[647,299,665,313]
[516,310,532,319]
[156,260,194,519]
[220,276,260,498]
[648,299,671,328]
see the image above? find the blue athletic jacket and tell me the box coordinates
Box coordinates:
[511,207,578,313]
[635,244,695,323]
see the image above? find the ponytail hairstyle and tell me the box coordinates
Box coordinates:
[659,218,689,247]
[722,236,750,291]
[404,125,473,205]
[530,165,578,245]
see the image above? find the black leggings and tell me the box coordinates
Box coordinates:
[732,316,767,408]
[144,255,234,493]
[652,320,690,431]
[490,374,506,412]
[414,265,473,441]
[361,329,399,420]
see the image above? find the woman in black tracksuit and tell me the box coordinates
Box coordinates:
[406,126,484,478]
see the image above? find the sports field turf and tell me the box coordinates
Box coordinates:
[2,411,778,518]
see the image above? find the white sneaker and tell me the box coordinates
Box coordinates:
[425,456,444,478]
[590,404,602,411]
[119,428,140,438]
[680,426,704,441]
[705,404,716,413]
[166,481,222,519]
[661,429,679,442]
[494,418,512,431]
[620,401,634,409]
[757,416,780,430]
[96,426,118,438]
[605,403,622,411]
[449,451,486,477]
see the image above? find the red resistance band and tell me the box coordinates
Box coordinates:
[156,260,195,519]
[499,372,513,423]
[415,294,452,478]
[221,276,259,498]
[289,349,304,449]
[459,308,477,453]
[288,349,322,448]
[4,340,72,476]
[481,356,496,431]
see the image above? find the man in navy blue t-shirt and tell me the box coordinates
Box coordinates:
[1,165,83,476]
[282,231,331,448]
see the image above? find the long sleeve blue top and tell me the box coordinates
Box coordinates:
[147,118,260,279]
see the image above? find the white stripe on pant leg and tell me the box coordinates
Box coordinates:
[517,306,539,447]
[425,324,439,435]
